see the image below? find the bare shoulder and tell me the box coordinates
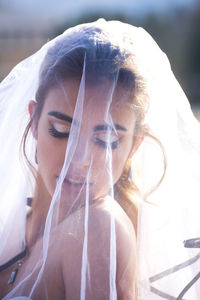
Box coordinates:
[55,197,136,299]
[57,196,135,237]
[57,196,136,254]
[91,198,137,299]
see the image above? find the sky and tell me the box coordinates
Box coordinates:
[1,0,198,20]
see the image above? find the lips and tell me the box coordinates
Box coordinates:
[56,175,92,186]
[64,177,85,185]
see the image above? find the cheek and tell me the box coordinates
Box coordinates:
[91,141,132,186]
[37,133,67,193]
[111,154,127,182]
[112,140,133,182]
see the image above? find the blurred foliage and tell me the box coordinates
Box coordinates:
[53,3,200,104]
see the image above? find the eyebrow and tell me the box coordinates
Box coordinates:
[94,124,127,132]
[48,111,73,123]
[48,111,127,132]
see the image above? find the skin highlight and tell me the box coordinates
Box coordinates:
[0,28,166,299]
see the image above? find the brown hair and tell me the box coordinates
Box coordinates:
[114,130,167,232]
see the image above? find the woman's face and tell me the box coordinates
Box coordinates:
[31,78,141,205]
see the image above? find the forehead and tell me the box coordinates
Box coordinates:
[42,78,136,127]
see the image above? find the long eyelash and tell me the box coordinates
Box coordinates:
[48,125,69,139]
[95,138,119,150]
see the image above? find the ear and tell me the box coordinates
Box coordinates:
[28,100,38,140]
[128,134,144,159]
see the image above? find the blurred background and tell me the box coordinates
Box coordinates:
[0,0,199,118]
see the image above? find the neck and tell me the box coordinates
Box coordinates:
[26,173,51,249]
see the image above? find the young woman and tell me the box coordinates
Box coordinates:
[0,19,200,299]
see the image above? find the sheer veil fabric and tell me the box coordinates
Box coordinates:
[0,19,200,299]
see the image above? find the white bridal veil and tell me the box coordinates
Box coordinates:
[0,19,200,299]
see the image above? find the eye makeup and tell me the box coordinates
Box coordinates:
[47,110,125,148]
[48,122,70,139]
[94,138,120,149]
[93,132,121,150]
[48,111,72,139]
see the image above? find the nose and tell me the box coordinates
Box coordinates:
[71,136,92,168]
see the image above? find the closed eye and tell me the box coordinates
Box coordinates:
[48,122,70,139]
[93,132,120,149]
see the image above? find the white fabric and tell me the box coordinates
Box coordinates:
[0,19,200,299]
